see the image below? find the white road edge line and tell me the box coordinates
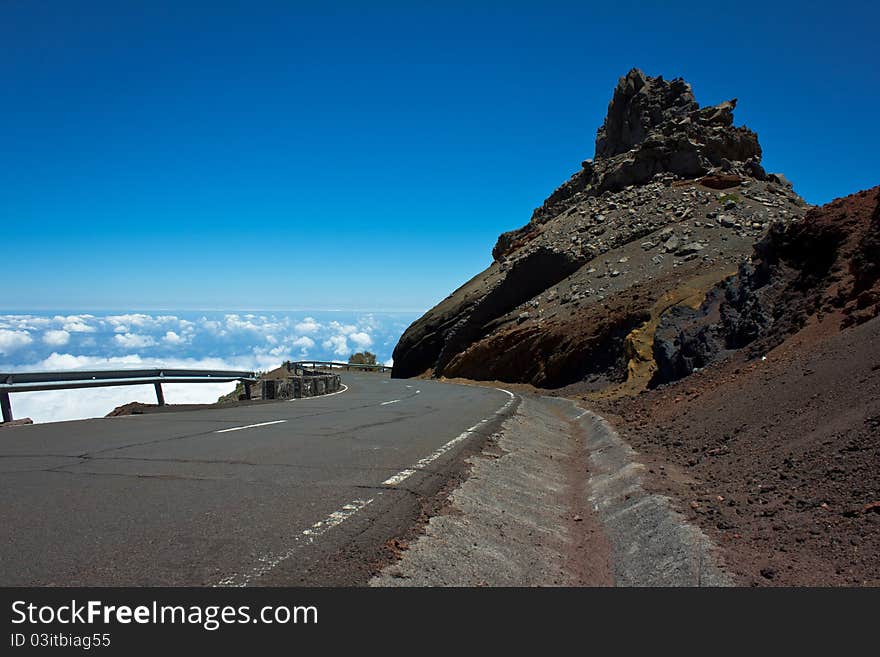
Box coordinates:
[380,399,400,406]
[214,420,287,433]
[216,498,374,587]
[382,388,515,486]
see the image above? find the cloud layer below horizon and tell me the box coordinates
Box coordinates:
[0,310,417,423]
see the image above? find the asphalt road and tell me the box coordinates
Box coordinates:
[0,373,514,586]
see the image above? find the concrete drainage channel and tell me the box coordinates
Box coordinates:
[577,406,732,586]
[372,393,732,587]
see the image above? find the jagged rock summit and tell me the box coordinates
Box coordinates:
[392,69,806,389]
[504,68,766,254]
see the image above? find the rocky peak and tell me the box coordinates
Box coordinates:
[527,68,765,227]
[595,68,698,158]
[391,69,806,388]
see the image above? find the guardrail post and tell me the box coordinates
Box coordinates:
[154,383,165,406]
[1,392,12,423]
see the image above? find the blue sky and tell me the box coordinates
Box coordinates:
[2,1,878,311]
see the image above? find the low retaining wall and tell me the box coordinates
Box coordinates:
[257,374,341,400]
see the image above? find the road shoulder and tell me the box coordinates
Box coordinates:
[372,393,732,586]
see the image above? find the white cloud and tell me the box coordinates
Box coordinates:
[224,314,261,331]
[200,318,224,335]
[1,315,51,331]
[162,331,185,345]
[322,334,349,356]
[384,358,394,367]
[114,333,156,349]
[359,314,380,331]
[329,321,358,335]
[51,314,96,333]
[62,321,95,333]
[291,336,315,349]
[294,317,321,334]
[0,329,33,354]
[42,330,71,347]
[349,331,372,348]
[36,352,146,371]
[105,313,152,328]
[10,381,238,424]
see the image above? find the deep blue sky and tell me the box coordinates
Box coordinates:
[3,1,877,311]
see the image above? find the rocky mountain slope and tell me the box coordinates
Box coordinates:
[653,186,880,383]
[391,69,879,586]
[593,187,880,586]
[392,69,807,390]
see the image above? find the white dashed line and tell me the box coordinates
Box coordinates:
[382,388,515,486]
[302,499,373,537]
[216,387,518,585]
[214,420,287,433]
[382,469,417,486]
[216,498,374,587]
[380,399,400,406]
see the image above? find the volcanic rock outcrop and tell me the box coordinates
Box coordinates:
[652,186,880,384]
[392,69,806,387]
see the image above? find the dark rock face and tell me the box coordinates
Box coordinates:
[391,248,587,379]
[391,69,805,385]
[595,70,698,159]
[652,187,880,385]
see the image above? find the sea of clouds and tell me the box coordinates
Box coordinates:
[0,311,418,423]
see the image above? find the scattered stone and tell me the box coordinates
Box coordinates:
[676,242,705,256]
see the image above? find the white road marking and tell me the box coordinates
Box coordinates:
[382,388,516,486]
[215,384,350,432]
[214,420,287,434]
[380,399,400,406]
[382,469,417,486]
[217,387,518,585]
[415,390,421,394]
[405,385,413,388]
[216,498,374,587]
[302,499,373,537]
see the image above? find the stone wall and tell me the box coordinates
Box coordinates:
[258,374,341,400]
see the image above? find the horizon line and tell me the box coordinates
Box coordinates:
[0,307,428,314]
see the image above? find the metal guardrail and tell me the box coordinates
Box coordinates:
[0,369,257,423]
[286,361,393,374]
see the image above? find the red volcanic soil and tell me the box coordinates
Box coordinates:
[597,314,880,586]
[593,187,880,586]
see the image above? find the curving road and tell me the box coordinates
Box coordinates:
[0,373,514,586]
